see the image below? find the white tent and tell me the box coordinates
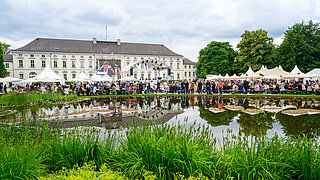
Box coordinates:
[207,74,223,80]
[120,76,137,81]
[263,66,291,76]
[256,66,269,75]
[307,68,320,75]
[244,67,254,75]
[0,76,22,82]
[90,74,113,82]
[262,74,281,79]
[78,71,90,80]
[307,68,320,78]
[290,65,304,75]
[225,74,239,80]
[32,66,64,83]
[223,74,230,79]
[240,73,262,79]
[69,71,90,82]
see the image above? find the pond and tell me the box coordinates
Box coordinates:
[1,95,320,139]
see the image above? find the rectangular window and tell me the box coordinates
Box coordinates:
[185,72,187,77]
[53,60,58,68]
[41,55,45,58]
[89,60,93,68]
[126,62,130,66]
[193,72,195,77]
[18,54,22,57]
[148,74,151,79]
[72,61,75,68]
[134,74,137,79]
[72,74,76,79]
[177,73,180,79]
[63,61,67,68]
[170,63,173,68]
[5,63,9,69]
[163,73,165,79]
[30,54,34,58]
[141,74,144,79]
[80,60,84,68]
[185,65,187,69]
[19,73,23,79]
[63,74,67,80]
[30,60,35,68]
[189,72,191,77]
[141,63,144,69]
[19,60,23,68]
[177,62,180,69]
[89,74,92,78]
[189,65,191,69]
[41,60,46,68]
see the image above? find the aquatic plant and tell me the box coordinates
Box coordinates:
[0,118,320,179]
[0,92,77,105]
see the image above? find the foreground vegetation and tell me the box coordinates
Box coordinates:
[0,92,77,105]
[1,119,320,179]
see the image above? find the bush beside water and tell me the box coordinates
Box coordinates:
[0,119,320,179]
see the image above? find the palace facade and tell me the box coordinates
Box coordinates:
[4,38,196,81]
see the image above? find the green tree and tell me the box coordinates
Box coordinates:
[195,41,236,78]
[0,42,11,54]
[0,43,8,78]
[235,29,276,73]
[277,20,320,73]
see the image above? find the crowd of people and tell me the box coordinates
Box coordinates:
[1,79,320,95]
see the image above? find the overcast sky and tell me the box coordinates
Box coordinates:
[0,0,319,61]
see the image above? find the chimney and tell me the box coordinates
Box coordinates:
[117,39,121,46]
[93,38,97,44]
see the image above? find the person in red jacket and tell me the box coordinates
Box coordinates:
[218,81,223,95]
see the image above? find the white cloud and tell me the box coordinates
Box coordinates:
[0,0,319,61]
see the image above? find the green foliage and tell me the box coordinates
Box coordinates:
[0,42,11,54]
[1,118,320,179]
[0,43,8,78]
[44,127,106,172]
[39,162,127,180]
[277,20,320,73]
[0,92,77,105]
[235,29,276,73]
[196,41,236,78]
[0,121,49,179]
[111,120,216,179]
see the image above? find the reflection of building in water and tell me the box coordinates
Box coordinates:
[35,97,184,129]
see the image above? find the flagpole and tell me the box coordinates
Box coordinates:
[106,24,108,42]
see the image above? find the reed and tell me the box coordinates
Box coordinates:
[0,118,320,179]
[0,92,77,105]
[44,127,107,172]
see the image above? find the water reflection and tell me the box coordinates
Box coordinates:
[1,96,320,138]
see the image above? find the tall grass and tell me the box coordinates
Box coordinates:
[0,92,77,105]
[44,127,106,172]
[1,118,320,179]
[0,121,48,179]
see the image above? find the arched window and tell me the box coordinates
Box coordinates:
[29,72,37,78]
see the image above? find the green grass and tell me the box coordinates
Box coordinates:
[1,119,320,179]
[0,92,77,105]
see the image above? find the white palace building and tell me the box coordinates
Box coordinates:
[4,38,196,81]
